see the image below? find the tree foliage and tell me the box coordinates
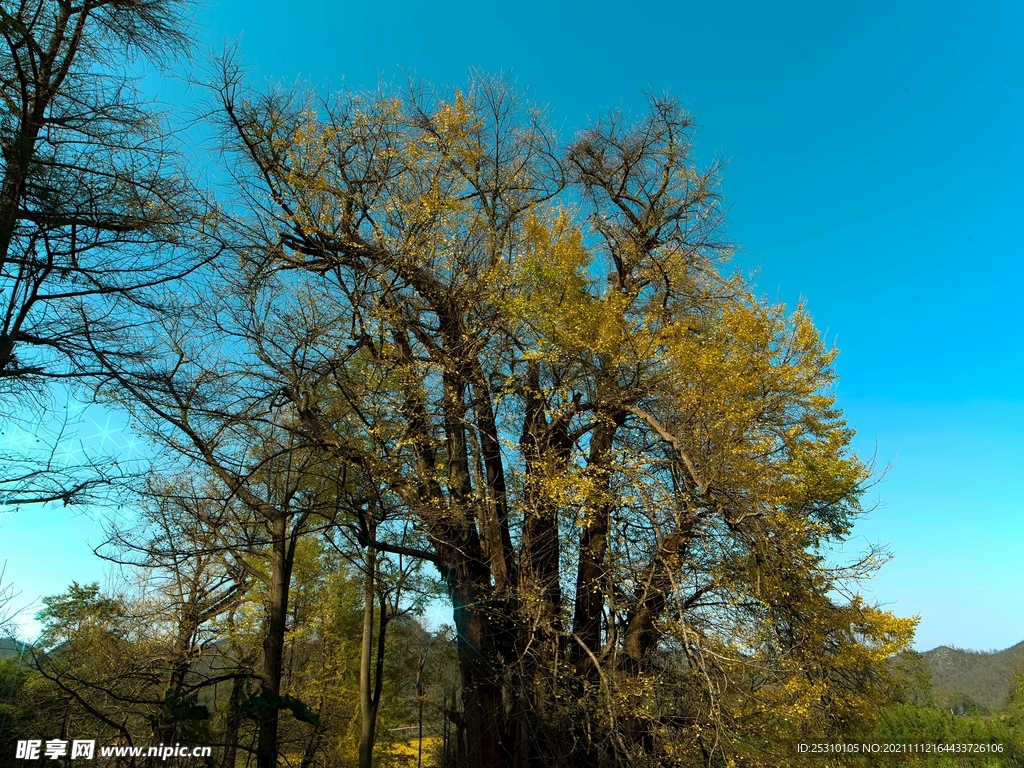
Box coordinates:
[189,72,918,767]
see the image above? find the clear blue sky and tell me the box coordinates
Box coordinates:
[2,0,1021,651]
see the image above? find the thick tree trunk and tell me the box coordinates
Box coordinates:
[450,579,512,768]
[515,362,574,767]
[468,364,516,591]
[520,360,568,631]
[393,323,520,768]
[571,404,624,670]
[619,528,696,672]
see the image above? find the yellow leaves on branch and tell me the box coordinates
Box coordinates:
[503,212,633,360]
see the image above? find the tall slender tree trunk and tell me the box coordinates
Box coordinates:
[360,543,395,768]
[147,611,198,764]
[358,545,379,768]
[298,716,324,768]
[256,514,291,768]
[221,676,244,768]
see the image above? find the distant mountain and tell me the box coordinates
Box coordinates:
[0,636,30,661]
[921,640,1024,711]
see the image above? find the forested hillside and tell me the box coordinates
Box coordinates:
[923,642,1024,712]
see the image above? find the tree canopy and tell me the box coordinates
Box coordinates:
[117,73,912,767]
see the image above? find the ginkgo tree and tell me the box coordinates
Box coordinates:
[188,71,917,768]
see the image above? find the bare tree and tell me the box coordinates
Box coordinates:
[91,252,388,767]
[0,0,208,505]
[99,472,253,756]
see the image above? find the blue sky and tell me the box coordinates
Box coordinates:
[2,0,1022,651]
